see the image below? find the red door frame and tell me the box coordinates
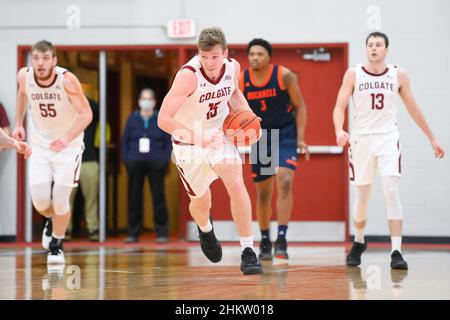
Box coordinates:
[16,43,349,242]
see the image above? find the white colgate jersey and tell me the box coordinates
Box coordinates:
[173,56,236,136]
[351,64,399,134]
[24,66,83,148]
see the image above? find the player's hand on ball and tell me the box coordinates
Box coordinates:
[336,130,349,147]
[431,140,445,159]
[49,137,69,152]
[13,140,32,159]
[12,126,26,141]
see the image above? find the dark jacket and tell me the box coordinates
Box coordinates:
[82,98,99,162]
[121,110,172,163]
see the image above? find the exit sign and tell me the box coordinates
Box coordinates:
[167,19,196,39]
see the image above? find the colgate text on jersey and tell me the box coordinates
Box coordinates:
[358,82,395,92]
[199,86,232,103]
[30,93,62,101]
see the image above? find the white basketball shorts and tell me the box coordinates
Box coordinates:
[29,144,84,188]
[172,139,242,198]
[348,130,401,185]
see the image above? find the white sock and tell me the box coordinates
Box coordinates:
[198,219,212,233]
[52,232,65,240]
[391,236,402,253]
[240,236,254,251]
[354,227,365,244]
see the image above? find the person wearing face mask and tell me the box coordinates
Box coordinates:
[121,88,172,243]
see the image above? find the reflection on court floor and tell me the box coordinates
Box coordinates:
[0,243,449,300]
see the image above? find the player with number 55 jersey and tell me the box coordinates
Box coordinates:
[13,40,92,265]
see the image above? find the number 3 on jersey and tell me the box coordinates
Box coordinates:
[206,102,219,120]
[371,93,384,110]
[260,99,268,112]
[39,103,57,118]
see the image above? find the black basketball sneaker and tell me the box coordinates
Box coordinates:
[346,241,368,267]
[47,237,65,265]
[390,250,408,270]
[241,247,263,275]
[197,218,222,263]
[258,238,273,260]
[274,238,289,259]
[42,217,52,250]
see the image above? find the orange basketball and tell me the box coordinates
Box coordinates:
[223,110,261,146]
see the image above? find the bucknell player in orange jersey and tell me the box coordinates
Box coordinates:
[240,39,310,260]
[333,32,445,269]
[158,27,263,275]
[13,40,92,265]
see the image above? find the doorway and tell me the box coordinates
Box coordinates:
[180,44,350,242]
[16,45,191,242]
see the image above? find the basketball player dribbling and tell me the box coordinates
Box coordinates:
[13,40,93,264]
[158,27,263,275]
[0,127,31,158]
[333,32,445,269]
[240,39,310,260]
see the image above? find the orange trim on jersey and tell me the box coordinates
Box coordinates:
[249,64,274,88]
[238,71,245,92]
[286,159,298,167]
[277,66,286,90]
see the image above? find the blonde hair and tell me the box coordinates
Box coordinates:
[197,27,227,51]
[32,40,56,57]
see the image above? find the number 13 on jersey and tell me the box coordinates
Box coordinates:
[371,93,384,110]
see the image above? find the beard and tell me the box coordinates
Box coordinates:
[250,61,260,70]
[36,65,55,81]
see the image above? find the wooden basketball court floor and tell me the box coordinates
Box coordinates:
[0,241,449,300]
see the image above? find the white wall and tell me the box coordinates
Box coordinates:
[0,0,448,237]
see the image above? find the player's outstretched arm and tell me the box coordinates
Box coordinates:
[398,68,445,159]
[12,68,28,141]
[229,59,252,112]
[0,127,32,159]
[158,69,199,144]
[50,72,93,152]
[282,67,310,160]
[333,68,355,147]
[0,127,15,148]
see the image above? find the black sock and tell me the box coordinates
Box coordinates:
[261,229,270,241]
[277,225,288,239]
[50,237,63,250]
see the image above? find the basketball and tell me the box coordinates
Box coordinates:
[223,110,261,146]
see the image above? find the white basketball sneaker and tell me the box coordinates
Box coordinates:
[47,237,65,265]
[42,218,53,250]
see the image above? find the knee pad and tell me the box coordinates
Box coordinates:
[30,182,52,212]
[382,176,403,220]
[353,184,372,223]
[52,184,73,216]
